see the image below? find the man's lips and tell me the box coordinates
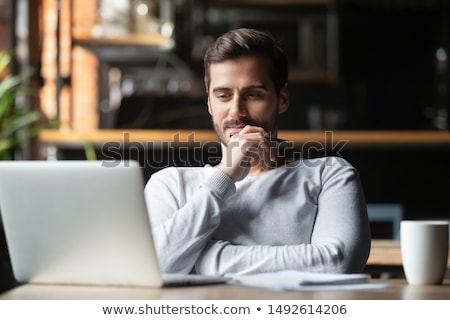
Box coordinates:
[224,119,264,138]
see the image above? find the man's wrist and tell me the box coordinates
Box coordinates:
[203,167,236,199]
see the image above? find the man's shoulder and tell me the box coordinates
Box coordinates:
[285,156,354,170]
[282,157,359,183]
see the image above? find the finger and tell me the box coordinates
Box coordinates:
[239,125,267,137]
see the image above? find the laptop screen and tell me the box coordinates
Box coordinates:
[0,160,163,287]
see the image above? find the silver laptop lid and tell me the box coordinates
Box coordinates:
[0,160,163,287]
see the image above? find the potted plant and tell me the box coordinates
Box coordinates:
[0,51,52,160]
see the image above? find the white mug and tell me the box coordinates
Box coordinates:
[400,220,449,285]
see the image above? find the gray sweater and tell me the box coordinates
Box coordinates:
[144,156,371,275]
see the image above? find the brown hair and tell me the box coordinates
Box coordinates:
[203,28,288,94]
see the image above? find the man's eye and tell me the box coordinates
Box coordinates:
[246,92,262,99]
[216,93,231,100]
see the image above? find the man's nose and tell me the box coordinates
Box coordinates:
[229,96,247,117]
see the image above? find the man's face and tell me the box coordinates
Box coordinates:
[207,54,288,146]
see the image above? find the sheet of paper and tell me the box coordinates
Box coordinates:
[227,270,388,291]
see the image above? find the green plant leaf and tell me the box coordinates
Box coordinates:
[0,137,13,152]
[0,74,23,96]
[1,111,41,137]
[0,50,54,160]
[0,90,15,119]
[0,51,11,75]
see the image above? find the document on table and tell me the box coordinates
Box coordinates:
[227,270,387,291]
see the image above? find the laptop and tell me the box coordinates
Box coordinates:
[0,160,227,287]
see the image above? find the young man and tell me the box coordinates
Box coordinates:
[144,28,371,275]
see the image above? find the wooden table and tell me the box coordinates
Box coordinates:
[366,240,450,279]
[1,279,449,300]
[369,240,450,266]
[1,240,449,300]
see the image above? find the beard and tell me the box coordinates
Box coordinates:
[212,116,278,146]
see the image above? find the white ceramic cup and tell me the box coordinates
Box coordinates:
[400,220,449,285]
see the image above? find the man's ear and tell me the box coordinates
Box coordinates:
[278,85,289,114]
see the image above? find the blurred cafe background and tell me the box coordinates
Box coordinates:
[1,0,450,288]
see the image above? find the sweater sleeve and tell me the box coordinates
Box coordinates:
[195,157,371,275]
[144,167,236,274]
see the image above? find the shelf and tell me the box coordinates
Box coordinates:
[73,33,168,47]
[72,33,173,62]
[39,129,217,147]
[209,0,334,6]
[38,129,450,148]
